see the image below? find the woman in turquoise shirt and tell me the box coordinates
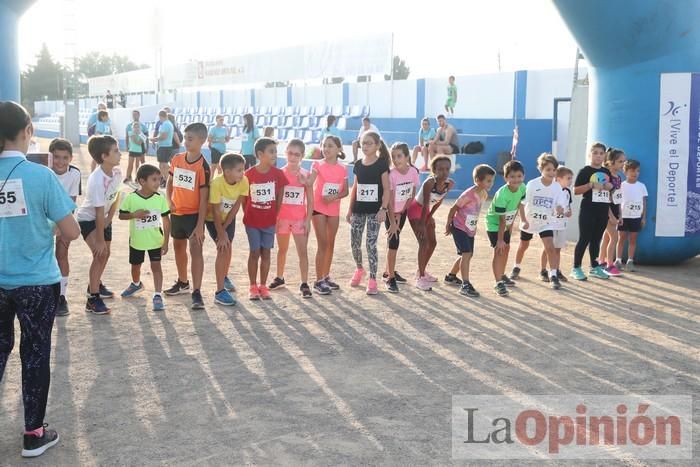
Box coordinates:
[411,117,436,169]
[319,115,341,140]
[0,101,80,458]
[241,113,259,169]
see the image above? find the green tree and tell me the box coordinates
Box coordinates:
[76,52,147,78]
[384,55,410,80]
[20,43,63,113]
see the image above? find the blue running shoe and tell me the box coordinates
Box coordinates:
[214,289,236,306]
[223,276,236,292]
[121,282,144,297]
[570,267,587,281]
[152,294,165,311]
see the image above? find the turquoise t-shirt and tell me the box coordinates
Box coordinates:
[0,152,76,289]
[126,126,146,153]
[209,126,228,153]
[158,120,174,148]
[87,112,98,128]
[419,128,436,144]
[95,120,112,135]
[320,126,341,140]
[241,127,259,156]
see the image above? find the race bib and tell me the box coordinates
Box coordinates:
[357,183,378,202]
[465,214,478,231]
[623,201,643,218]
[504,210,517,226]
[283,185,305,205]
[394,182,413,203]
[220,196,235,214]
[592,189,610,203]
[322,182,340,197]
[251,182,275,203]
[0,179,28,218]
[135,210,160,230]
[173,167,196,191]
[528,206,551,230]
[612,190,623,205]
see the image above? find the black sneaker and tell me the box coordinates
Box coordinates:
[85,296,110,315]
[56,296,69,317]
[191,289,205,309]
[510,266,521,280]
[164,280,190,296]
[386,277,399,293]
[551,275,562,290]
[494,281,509,296]
[268,277,286,290]
[22,425,59,458]
[444,273,463,286]
[314,280,331,295]
[501,275,516,287]
[540,269,550,282]
[393,271,407,283]
[300,283,312,298]
[324,277,340,290]
[460,281,480,297]
[557,269,568,282]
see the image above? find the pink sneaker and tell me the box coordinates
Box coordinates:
[366,278,378,295]
[415,277,433,291]
[424,272,438,282]
[605,265,623,277]
[350,268,365,287]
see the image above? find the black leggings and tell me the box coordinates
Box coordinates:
[574,205,608,268]
[0,283,59,431]
[385,212,407,250]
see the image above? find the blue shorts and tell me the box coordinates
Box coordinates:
[245,225,275,251]
[451,224,475,255]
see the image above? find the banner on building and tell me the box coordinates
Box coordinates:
[656,73,700,237]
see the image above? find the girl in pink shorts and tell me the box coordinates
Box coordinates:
[268,139,314,298]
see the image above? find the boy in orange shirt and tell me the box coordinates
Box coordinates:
[164,123,210,309]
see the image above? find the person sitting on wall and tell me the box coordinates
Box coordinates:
[351,117,380,164]
[428,114,459,164]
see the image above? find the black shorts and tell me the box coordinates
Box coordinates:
[157,147,174,163]
[79,221,113,242]
[128,151,144,158]
[520,230,554,241]
[129,246,162,265]
[211,148,223,164]
[487,230,511,248]
[618,218,642,232]
[610,204,621,219]
[243,154,256,169]
[171,214,199,239]
[452,225,475,254]
[385,212,407,250]
[205,220,235,241]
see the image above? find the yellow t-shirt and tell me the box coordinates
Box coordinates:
[206,174,249,222]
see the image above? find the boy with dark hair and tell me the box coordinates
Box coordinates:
[484,159,525,296]
[49,138,81,316]
[206,152,248,305]
[244,137,288,300]
[76,135,122,314]
[119,164,171,311]
[164,122,210,309]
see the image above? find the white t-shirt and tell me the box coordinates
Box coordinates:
[620,181,648,219]
[357,124,381,139]
[55,165,81,198]
[521,177,569,233]
[550,187,572,231]
[76,167,122,222]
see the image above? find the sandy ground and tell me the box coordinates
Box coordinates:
[1,141,698,466]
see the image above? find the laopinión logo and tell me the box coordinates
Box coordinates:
[452,395,692,460]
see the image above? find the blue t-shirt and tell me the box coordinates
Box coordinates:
[419,128,436,144]
[87,111,99,128]
[0,151,76,289]
[158,120,174,148]
[241,127,259,156]
[95,120,112,135]
[320,126,341,140]
[208,126,228,153]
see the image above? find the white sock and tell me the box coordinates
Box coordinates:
[60,276,68,296]
[133,281,142,286]
[627,258,634,263]
[153,292,162,298]
[550,269,557,278]
[514,263,521,269]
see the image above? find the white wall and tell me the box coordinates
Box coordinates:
[254,88,287,107]
[525,68,580,119]
[222,89,250,108]
[348,82,369,108]
[199,90,220,108]
[324,84,343,107]
[425,73,514,119]
[178,90,198,108]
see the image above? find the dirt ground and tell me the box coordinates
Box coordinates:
[1,141,698,466]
